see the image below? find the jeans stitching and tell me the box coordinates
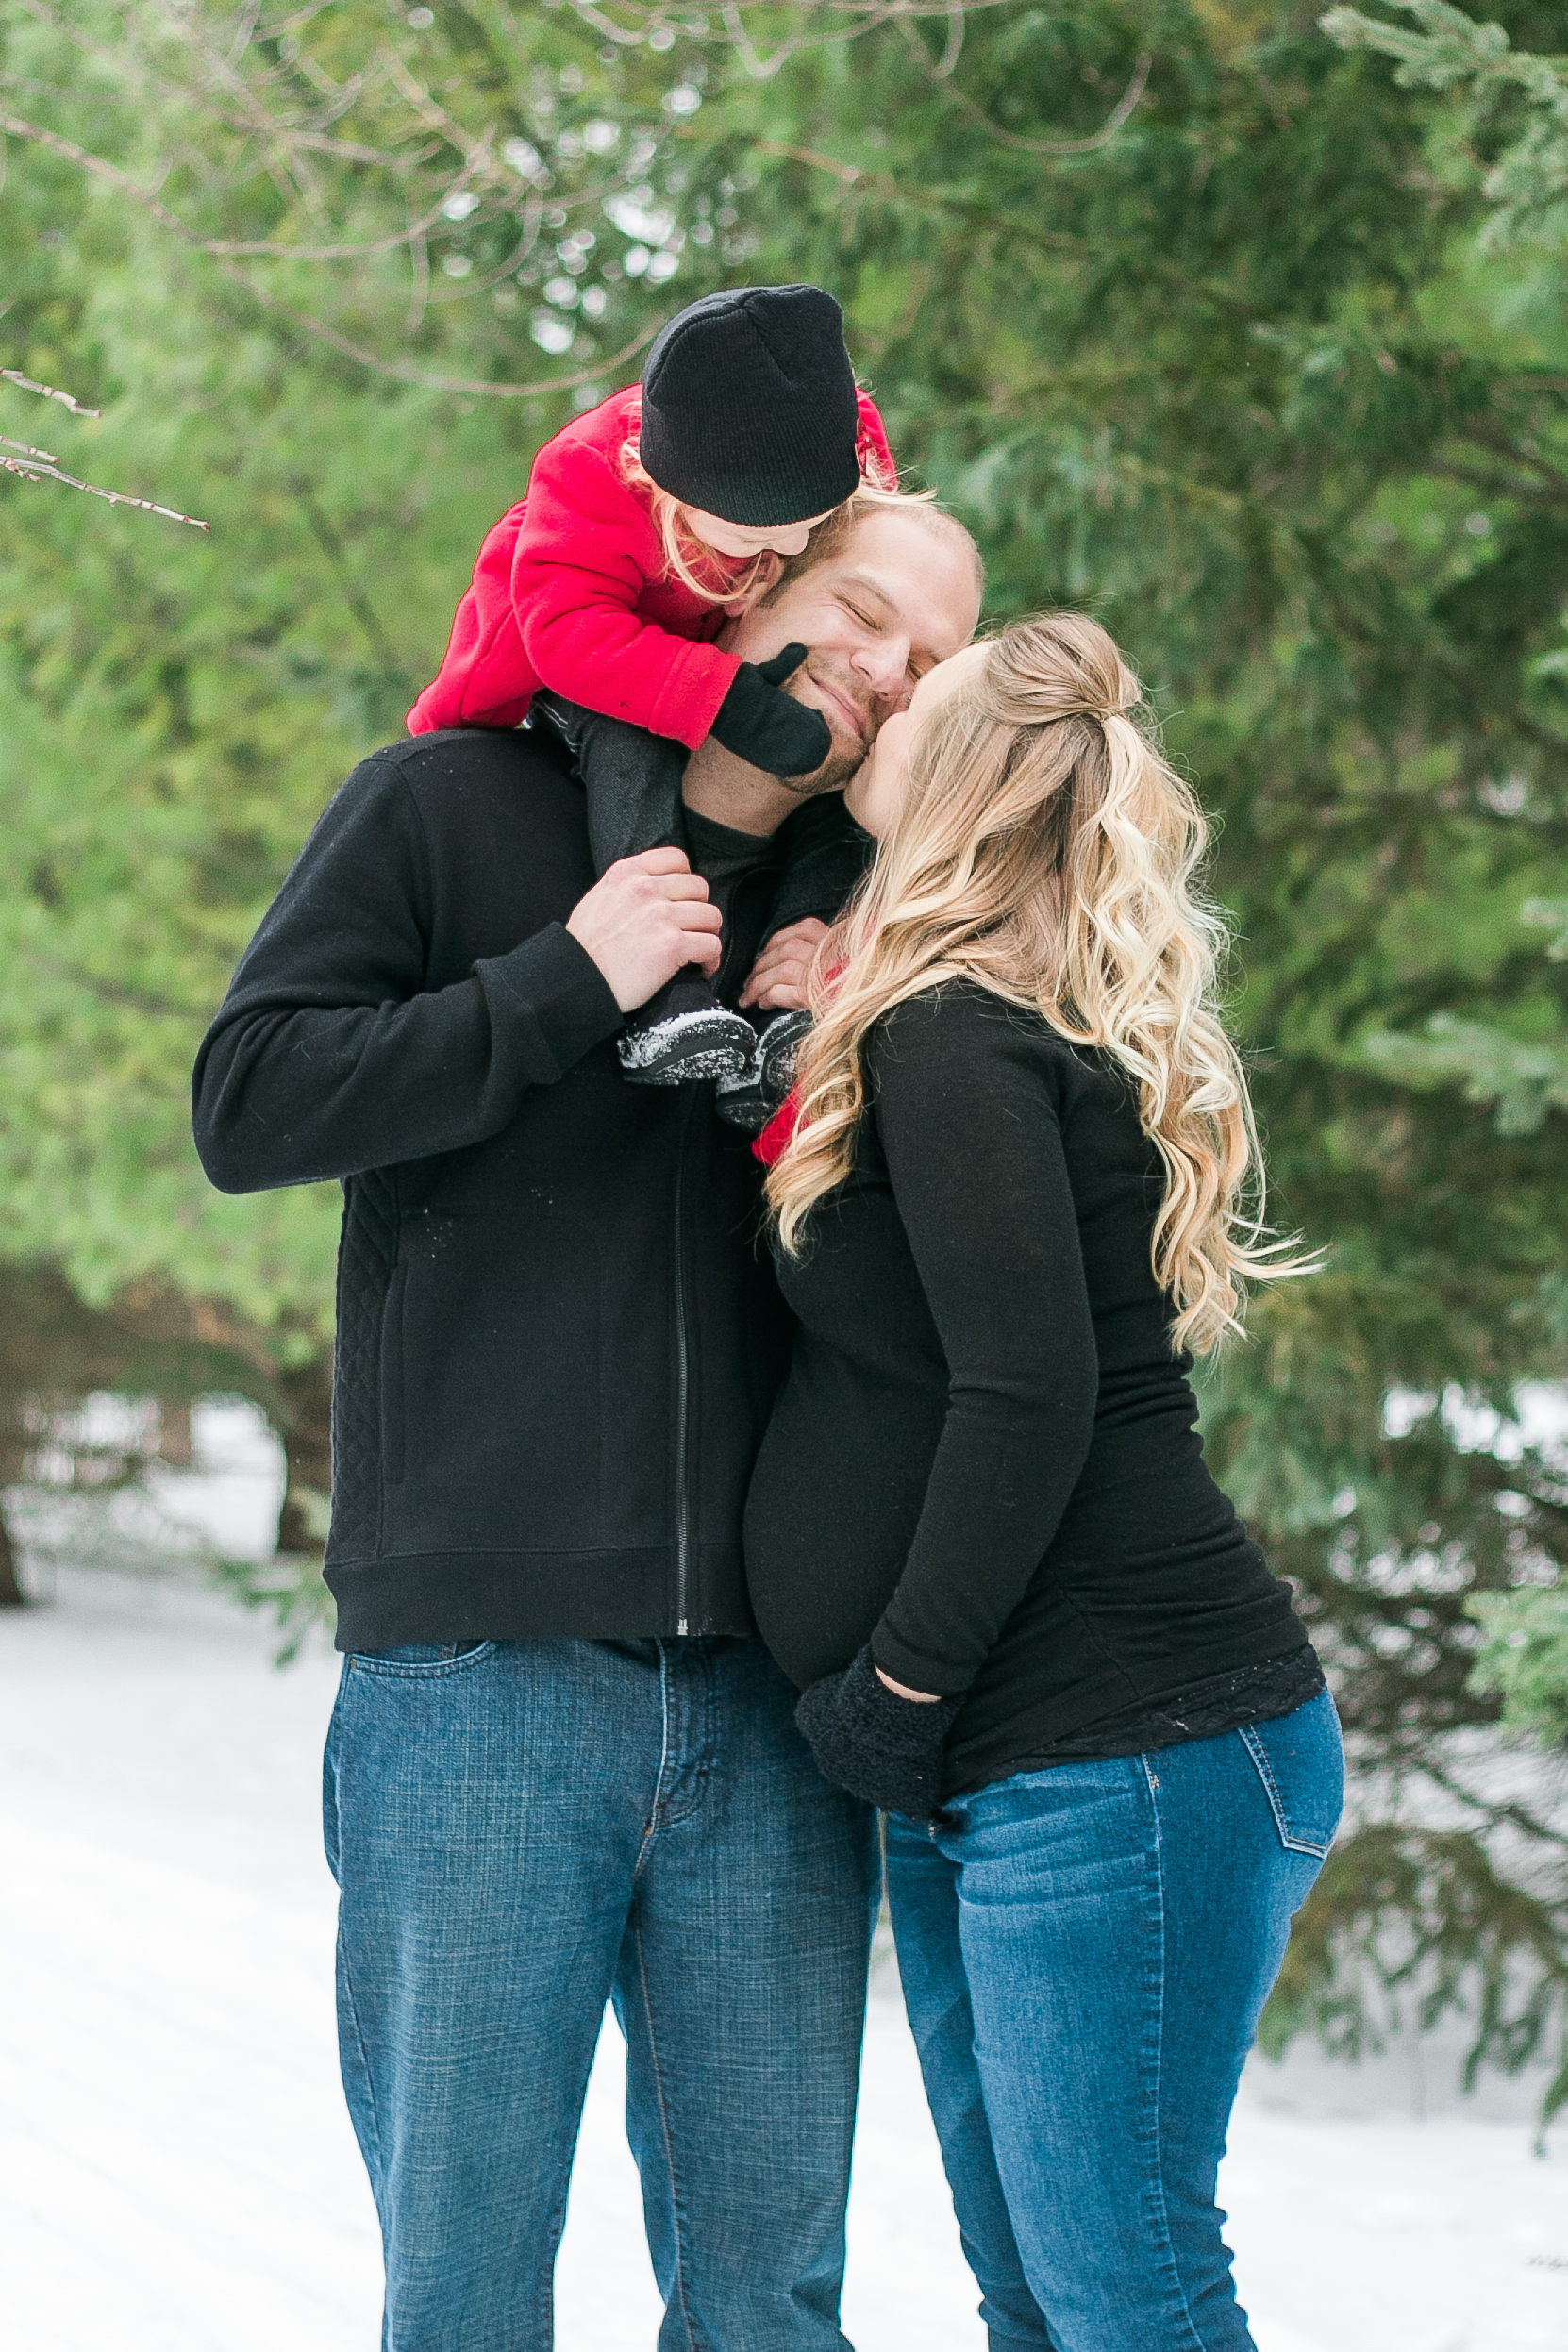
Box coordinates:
[344,1641,496,1679]
[1138,1755,1209,2352]
[634,1643,676,1881]
[632,1910,700,2351]
[656,1641,715,1832]
[322,1701,344,1886]
[531,2132,577,2345]
[1237,1724,1330,1857]
[335,1923,385,2204]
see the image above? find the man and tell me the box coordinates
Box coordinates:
[192,492,981,2350]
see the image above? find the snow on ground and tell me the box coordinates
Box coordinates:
[5,1565,1568,2352]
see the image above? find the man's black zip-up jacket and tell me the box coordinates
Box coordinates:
[192,725,809,1653]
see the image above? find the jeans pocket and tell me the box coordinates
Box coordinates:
[348,1641,494,1676]
[1238,1688,1344,1858]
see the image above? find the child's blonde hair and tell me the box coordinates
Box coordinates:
[616,390,890,607]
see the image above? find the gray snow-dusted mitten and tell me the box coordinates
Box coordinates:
[714,1008,811,1131]
[617,968,756,1086]
[794,1644,961,1820]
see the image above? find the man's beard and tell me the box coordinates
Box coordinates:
[779,653,877,796]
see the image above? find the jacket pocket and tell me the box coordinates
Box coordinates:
[380,1261,407,1486]
[329,1171,399,1560]
[1239,1688,1344,1858]
[389,1198,607,1553]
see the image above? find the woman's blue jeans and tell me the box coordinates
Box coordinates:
[885,1690,1343,2352]
[324,1635,879,2351]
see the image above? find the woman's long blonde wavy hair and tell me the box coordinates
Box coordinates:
[767,612,1310,1354]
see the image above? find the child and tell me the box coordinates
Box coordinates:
[409,282,894,1105]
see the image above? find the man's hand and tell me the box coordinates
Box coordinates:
[565,849,723,1013]
[739,917,830,1011]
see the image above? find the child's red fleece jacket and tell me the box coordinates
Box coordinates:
[406,383,894,745]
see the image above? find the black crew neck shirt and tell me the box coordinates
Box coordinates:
[684,807,778,997]
[743,981,1317,1797]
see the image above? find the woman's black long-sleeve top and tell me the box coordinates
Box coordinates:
[743,982,1319,1797]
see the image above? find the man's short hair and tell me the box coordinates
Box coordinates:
[765,485,985,607]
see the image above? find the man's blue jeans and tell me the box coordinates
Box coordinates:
[885,1690,1343,2352]
[323,1635,880,2351]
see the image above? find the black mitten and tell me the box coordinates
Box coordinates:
[794,1644,962,1821]
[709,644,832,778]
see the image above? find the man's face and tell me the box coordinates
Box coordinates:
[721,510,982,793]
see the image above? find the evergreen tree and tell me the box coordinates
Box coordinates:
[2,0,1566,2106]
[0,0,727,1543]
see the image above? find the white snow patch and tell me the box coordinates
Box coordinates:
[8,1396,286,1585]
[142,1397,288,1560]
[4,1567,1568,2349]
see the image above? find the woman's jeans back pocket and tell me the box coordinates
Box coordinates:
[1238,1688,1344,1858]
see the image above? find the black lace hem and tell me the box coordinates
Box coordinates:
[971,1644,1326,1788]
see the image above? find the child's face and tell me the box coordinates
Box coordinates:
[682,505,837,561]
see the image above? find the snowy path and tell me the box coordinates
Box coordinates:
[4,1571,1568,2352]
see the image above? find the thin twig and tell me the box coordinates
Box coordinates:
[1426,458,1568,510]
[195,168,489,259]
[0,103,224,247]
[712,0,1019,80]
[567,0,643,44]
[0,103,659,398]
[218,280,663,395]
[292,480,400,669]
[2,368,101,417]
[900,28,1153,155]
[728,132,1086,255]
[0,440,209,528]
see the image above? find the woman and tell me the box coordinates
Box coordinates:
[744,614,1343,2352]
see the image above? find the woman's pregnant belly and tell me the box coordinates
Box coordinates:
[743,1353,946,1690]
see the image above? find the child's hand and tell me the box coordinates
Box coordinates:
[566,848,723,1012]
[739,918,830,1011]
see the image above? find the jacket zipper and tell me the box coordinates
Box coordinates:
[669,860,773,1636]
[672,1092,698,1635]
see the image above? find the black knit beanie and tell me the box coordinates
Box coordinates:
[638,284,863,527]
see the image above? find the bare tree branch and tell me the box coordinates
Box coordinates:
[207,278,664,395]
[0,101,659,395]
[6,1,1031,397]
[2,367,100,415]
[0,434,209,527]
[897,26,1154,155]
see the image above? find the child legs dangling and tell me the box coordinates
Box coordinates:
[538,692,871,1105]
[538,694,759,1085]
[713,797,873,1131]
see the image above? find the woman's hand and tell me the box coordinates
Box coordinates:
[739,916,830,1011]
[875,1667,942,1703]
[794,1645,961,1820]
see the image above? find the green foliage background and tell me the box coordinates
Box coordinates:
[2,0,1566,2103]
